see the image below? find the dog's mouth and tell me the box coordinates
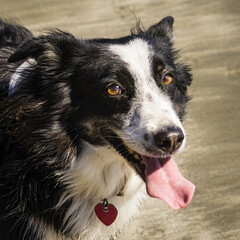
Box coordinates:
[103,130,195,209]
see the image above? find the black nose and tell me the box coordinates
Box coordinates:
[153,127,184,154]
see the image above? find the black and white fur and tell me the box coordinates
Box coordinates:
[0,17,192,240]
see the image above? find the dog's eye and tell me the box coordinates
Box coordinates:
[162,74,174,85]
[106,85,122,96]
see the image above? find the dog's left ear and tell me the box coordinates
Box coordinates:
[144,16,175,43]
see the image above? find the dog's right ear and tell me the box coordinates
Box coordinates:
[8,38,45,63]
[8,31,78,64]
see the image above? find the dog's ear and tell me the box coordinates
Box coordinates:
[8,31,77,63]
[8,38,43,63]
[144,16,175,43]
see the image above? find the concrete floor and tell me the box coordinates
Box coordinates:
[1,0,240,239]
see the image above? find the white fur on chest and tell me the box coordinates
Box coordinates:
[45,143,146,240]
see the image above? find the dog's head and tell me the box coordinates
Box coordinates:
[9,16,194,209]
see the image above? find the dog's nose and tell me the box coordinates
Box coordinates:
[153,127,184,154]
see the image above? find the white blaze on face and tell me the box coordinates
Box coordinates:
[109,39,185,155]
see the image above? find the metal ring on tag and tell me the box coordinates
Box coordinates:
[102,199,109,212]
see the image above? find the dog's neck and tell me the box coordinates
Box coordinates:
[52,142,145,239]
[8,59,35,95]
[63,142,133,199]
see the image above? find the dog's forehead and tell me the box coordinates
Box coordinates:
[108,38,153,83]
[108,38,166,104]
[108,38,175,122]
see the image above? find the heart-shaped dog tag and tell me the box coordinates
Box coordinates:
[94,199,118,226]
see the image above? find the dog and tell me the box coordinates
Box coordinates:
[0,16,195,240]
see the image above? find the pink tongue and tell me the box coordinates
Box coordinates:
[142,156,195,209]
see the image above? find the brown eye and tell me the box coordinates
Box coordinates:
[162,74,174,85]
[107,85,122,96]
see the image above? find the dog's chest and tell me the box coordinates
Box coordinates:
[45,144,146,240]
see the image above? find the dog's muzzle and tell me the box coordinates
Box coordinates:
[102,127,195,210]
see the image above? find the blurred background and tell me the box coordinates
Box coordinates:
[1,0,240,239]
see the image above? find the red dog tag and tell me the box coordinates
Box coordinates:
[94,199,118,226]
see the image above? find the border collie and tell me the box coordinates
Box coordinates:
[0,17,195,240]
